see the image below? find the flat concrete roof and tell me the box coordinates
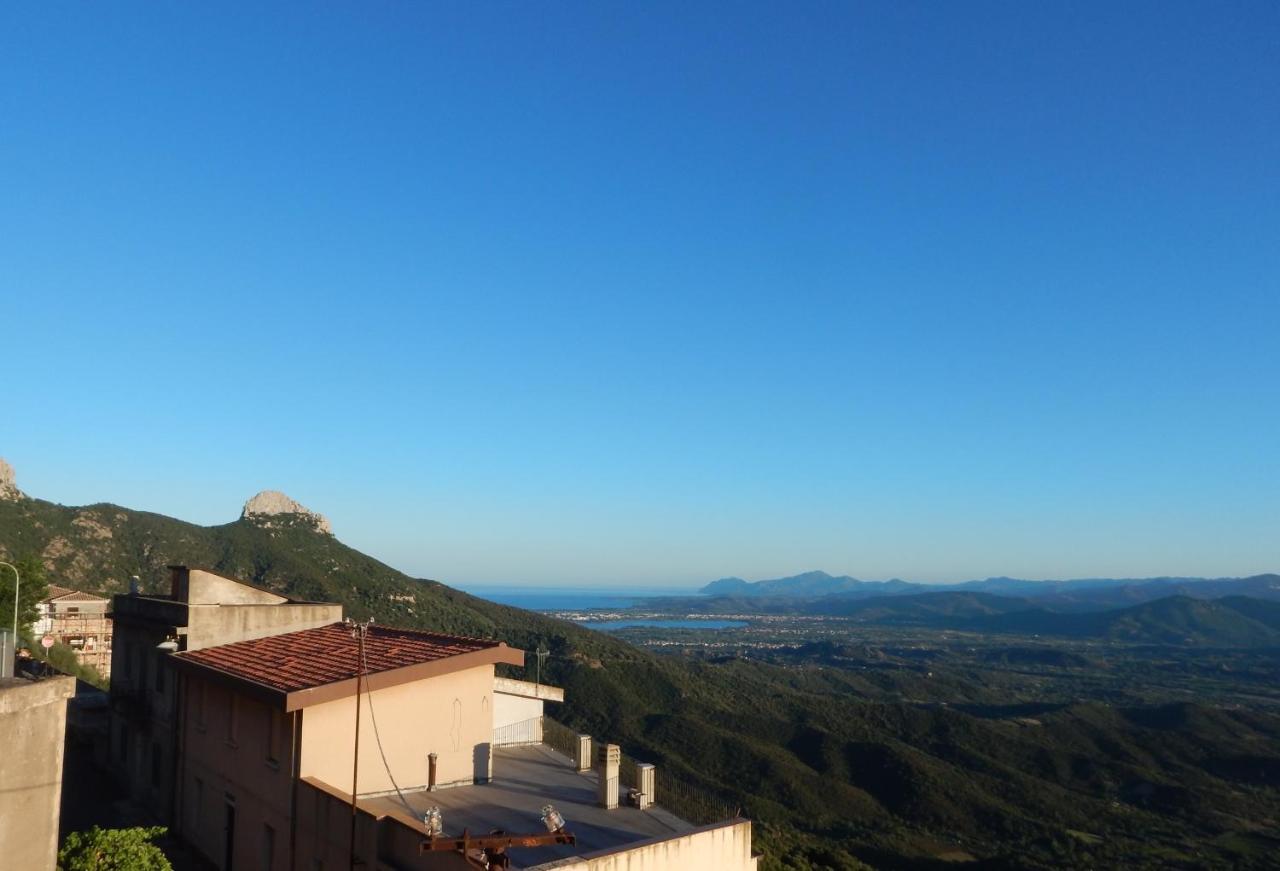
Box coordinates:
[363,744,694,867]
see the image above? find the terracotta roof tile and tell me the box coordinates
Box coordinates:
[175,623,503,694]
[44,586,108,603]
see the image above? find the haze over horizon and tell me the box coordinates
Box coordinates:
[4,4,1277,587]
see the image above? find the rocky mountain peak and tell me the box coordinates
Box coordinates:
[0,457,24,501]
[241,490,332,534]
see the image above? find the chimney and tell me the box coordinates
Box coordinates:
[574,734,592,772]
[635,763,655,810]
[596,744,620,809]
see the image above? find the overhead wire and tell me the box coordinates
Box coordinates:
[357,627,419,819]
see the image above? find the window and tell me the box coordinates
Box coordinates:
[265,709,281,767]
[150,742,163,788]
[226,694,239,746]
[225,795,237,871]
[193,777,204,831]
[196,681,208,729]
[67,606,80,614]
[261,824,275,871]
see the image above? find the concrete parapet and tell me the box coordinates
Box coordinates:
[0,676,76,871]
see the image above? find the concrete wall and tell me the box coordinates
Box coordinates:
[524,820,758,871]
[178,568,289,605]
[493,677,563,744]
[300,664,496,794]
[493,690,543,739]
[0,676,76,870]
[184,602,341,650]
[179,675,296,871]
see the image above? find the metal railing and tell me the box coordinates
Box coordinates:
[492,716,543,747]
[541,715,581,760]
[618,751,639,790]
[653,766,738,826]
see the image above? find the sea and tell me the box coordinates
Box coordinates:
[457,585,704,612]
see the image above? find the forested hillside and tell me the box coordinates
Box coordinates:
[3,494,1279,869]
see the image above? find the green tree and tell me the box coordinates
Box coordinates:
[58,826,173,871]
[33,639,108,689]
[0,553,49,642]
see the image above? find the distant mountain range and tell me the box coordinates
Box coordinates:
[5,468,1280,866]
[691,572,1280,646]
[702,569,1280,608]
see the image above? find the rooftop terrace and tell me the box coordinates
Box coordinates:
[363,744,695,867]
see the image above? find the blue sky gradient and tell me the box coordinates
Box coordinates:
[2,3,1277,585]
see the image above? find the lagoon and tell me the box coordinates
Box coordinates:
[581,619,748,631]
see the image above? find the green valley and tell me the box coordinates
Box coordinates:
[4,494,1279,869]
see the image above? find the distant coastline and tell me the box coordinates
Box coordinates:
[457,584,703,611]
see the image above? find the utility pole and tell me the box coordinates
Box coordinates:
[347,618,373,870]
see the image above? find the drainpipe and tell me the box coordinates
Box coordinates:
[288,710,300,871]
[349,638,364,870]
[165,641,184,832]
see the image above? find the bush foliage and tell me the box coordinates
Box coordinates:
[58,826,172,871]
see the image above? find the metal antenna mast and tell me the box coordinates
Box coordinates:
[535,644,549,687]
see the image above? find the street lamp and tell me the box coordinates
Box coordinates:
[0,561,19,650]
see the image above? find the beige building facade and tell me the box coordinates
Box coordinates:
[35,586,113,676]
[107,566,341,821]
[300,664,499,792]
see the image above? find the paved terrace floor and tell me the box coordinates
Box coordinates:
[363,744,694,867]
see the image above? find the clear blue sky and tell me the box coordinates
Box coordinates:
[2,3,1277,587]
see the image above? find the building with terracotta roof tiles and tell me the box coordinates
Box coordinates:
[108,567,758,871]
[35,585,112,676]
[107,567,343,822]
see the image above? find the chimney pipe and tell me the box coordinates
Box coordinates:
[428,752,438,791]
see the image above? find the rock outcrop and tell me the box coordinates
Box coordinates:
[241,490,332,534]
[0,457,24,501]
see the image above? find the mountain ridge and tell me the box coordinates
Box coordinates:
[4,477,1280,869]
[702,569,1280,606]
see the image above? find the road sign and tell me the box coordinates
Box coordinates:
[41,635,54,649]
